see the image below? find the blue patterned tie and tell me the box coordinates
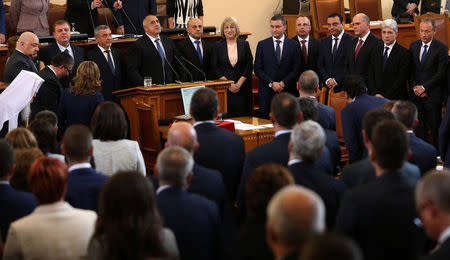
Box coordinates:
[275,40,281,64]
[195,40,202,63]
[155,38,165,65]
[104,50,115,74]
[420,45,428,65]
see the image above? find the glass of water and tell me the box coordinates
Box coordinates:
[144,77,152,88]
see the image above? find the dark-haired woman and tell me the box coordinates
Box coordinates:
[90,101,146,176]
[87,171,179,260]
[28,119,64,162]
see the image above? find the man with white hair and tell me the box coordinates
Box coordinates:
[266,185,325,260]
[288,120,346,228]
[368,19,409,100]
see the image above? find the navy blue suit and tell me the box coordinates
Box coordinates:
[408,132,437,175]
[156,186,223,260]
[108,0,156,35]
[254,36,301,118]
[439,96,450,168]
[292,36,321,74]
[65,167,108,212]
[421,237,450,260]
[317,102,336,131]
[324,129,341,175]
[317,32,356,87]
[0,183,37,241]
[341,94,388,163]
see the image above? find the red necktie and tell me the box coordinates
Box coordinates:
[354,39,363,61]
[301,40,307,64]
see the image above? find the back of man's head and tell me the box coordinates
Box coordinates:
[50,51,74,68]
[0,140,15,179]
[157,146,194,187]
[300,233,363,260]
[167,122,197,154]
[63,125,93,162]
[271,92,301,128]
[267,185,325,252]
[35,110,58,128]
[416,169,450,214]
[391,101,418,130]
[298,70,319,95]
[342,75,367,98]
[190,88,218,121]
[297,97,318,122]
[370,120,408,171]
[291,120,325,163]
[362,108,394,142]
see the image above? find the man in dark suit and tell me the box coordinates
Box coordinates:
[155,146,223,260]
[288,120,346,228]
[409,18,448,151]
[341,75,388,163]
[368,19,410,100]
[318,13,356,91]
[176,18,212,81]
[62,125,108,212]
[348,13,382,88]
[87,25,125,103]
[439,96,450,168]
[64,0,100,36]
[292,16,320,75]
[191,88,245,202]
[108,0,156,35]
[336,120,426,260]
[391,0,419,17]
[3,32,39,83]
[0,140,37,241]
[416,170,450,260]
[30,52,74,121]
[254,14,301,119]
[127,15,178,86]
[392,101,437,175]
[340,108,421,188]
[38,20,85,89]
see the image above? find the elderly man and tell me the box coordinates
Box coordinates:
[368,19,409,100]
[416,170,450,259]
[266,185,326,260]
[292,16,320,75]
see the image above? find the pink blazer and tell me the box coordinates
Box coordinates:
[9,0,49,36]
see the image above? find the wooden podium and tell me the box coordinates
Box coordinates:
[114,80,232,171]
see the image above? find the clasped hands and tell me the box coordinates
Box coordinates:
[413,85,427,98]
[272,81,285,93]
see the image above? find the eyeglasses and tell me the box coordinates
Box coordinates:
[224,26,236,30]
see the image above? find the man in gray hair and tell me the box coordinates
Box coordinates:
[368,18,409,100]
[155,146,223,260]
[288,120,346,229]
[266,185,326,260]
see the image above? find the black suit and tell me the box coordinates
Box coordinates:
[348,32,383,85]
[3,50,38,83]
[86,46,125,103]
[409,39,448,148]
[421,237,450,260]
[30,66,63,120]
[64,0,98,36]
[232,217,274,260]
[292,35,321,74]
[391,0,419,17]
[107,0,156,35]
[368,42,410,99]
[176,37,213,81]
[38,43,85,89]
[127,34,177,86]
[439,97,450,168]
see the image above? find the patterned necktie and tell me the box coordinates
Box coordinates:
[195,40,202,63]
[104,50,115,74]
[421,45,428,65]
[275,40,281,64]
[301,40,308,64]
[155,38,165,65]
[383,46,389,69]
[354,39,364,61]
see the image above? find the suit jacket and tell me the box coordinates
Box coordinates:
[421,237,450,260]
[0,1,5,35]
[232,216,274,260]
[194,122,245,202]
[391,0,419,17]
[317,32,356,86]
[340,157,421,189]
[65,167,108,212]
[317,102,336,131]
[9,0,49,36]
[3,201,97,259]
[156,186,223,260]
[341,93,388,163]
[409,39,448,104]
[0,183,37,241]
[86,46,125,102]
[30,66,63,120]
[368,42,410,99]
[439,96,450,168]
[38,43,85,89]
[292,35,321,74]
[127,34,177,86]
[3,50,39,83]
[324,128,341,174]
[336,172,426,260]
[64,0,98,35]
[176,37,213,81]
[189,163,226,212]
[347,32,383,84]
[108,0,156,35]
[409,132,437,175]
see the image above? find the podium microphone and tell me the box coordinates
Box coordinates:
[181,56,207,82]
[118,0,139,35]
[175,56,193,83]
[86,0,97,37]
[164,56,181,83]
[102,0,122,30]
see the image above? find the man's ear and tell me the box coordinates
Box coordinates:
[88,146,93,157]
[8,164,16,179]
[154,164,159,179]
[413,119,419,130]
[296,81,300,91]
[406,149,412,161]
[297,111,303,123]
[61,144,66,156]
[194,142,199,153]
[269,112,275,124]
[288,140,293,153]
[186,172,193,188]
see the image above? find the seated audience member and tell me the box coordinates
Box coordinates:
[0,140,37,242]
[233,163,294,260]
[34,110,58,130]
[90,101,146,176]
[288,120,346,228]
[9,148,43,192]
[62,125,108,212]
[3,157,97,259]
[57,61,104,131]
[392,101,437,175]
[87,171,179,260]
[30,52,74,120]
[191,88,245,202]
[4,127,38,149]
[300,233,363,260]
[337,120,425,260]
[416,170,450,259]
[155,146,223,260]
[266,185,325,260]
[440,96,450,168]
[340,108,420,188]
[28,119,64,162]
[341,75,388,163]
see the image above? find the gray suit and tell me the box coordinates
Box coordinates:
[3,50,38,83]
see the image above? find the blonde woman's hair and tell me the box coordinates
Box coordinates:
[70,61,102,96]
[221,17,240,39]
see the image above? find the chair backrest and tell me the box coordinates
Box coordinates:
[136,101,161,172]
[414,12,450,47]
[310,0,345,37]
[327,89,348,139]
[315,87,328,104]
[349,0,383,21]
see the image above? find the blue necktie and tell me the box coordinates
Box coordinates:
[104,50,115,74]
[195,40,202,63]
[275,40,281,64]
[383,46,389,69]
[155,38,165,65]
[420,45,428,65]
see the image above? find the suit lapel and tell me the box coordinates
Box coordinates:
[421,40,435,68]
[279,38,289,64]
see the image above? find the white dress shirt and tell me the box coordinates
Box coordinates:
[147,33,166,56]
[57,43,74,58]
[272,34,286,57]
[97,45,115,69]
[189,35,203,56]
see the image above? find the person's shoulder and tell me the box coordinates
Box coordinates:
[258,36,273,45]
[2,186,37,203]
[187,191,219,213]
[431,39,448,51]
[409,39,422,49]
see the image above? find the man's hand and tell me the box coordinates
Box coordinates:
[272,82,284,93]
[91,0,102,9]
[229,83,239,93]
[116,26,124,35]
[326,78,337,89]
[413,85,425,97]
[407,3,417,14]
[38,61,45,71]
[113,0,122,9]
